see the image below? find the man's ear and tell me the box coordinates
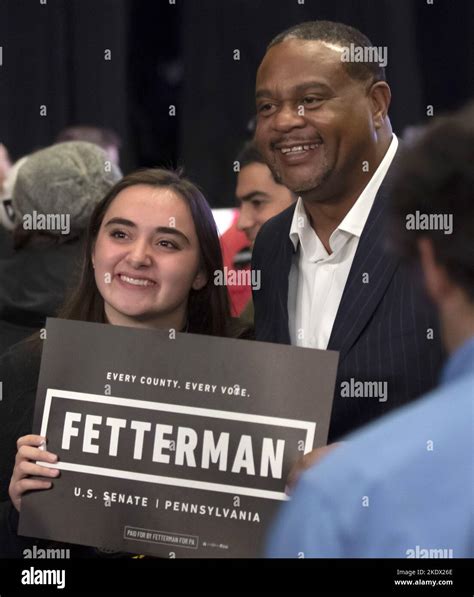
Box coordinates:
[369,81,391,129]
[417,237,452,306]
[192,268,208,291]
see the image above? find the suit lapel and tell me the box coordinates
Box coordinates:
[275,207,295,344]
[327,181,400,362]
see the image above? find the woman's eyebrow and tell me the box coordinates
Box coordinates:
[104,217,136,228]
[104,218,190,245]
[155,226,190,245]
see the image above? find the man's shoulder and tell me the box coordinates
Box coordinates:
[303,373,474,496]
[352,371,473,449]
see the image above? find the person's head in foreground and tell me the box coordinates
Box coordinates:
[255,20,392,203]
[235,140,295,246]
[265,101,474,558]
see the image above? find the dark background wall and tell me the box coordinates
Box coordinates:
[0,0,131,165]
[0,0,472,206]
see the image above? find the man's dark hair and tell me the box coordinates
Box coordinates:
[268,20,386,84]
[390,102,474,301]
[236,140,266,169]
[236,140,282,184]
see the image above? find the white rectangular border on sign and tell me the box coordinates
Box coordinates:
[39,389,316,502]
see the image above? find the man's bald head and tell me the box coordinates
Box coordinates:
[268,20,386,86]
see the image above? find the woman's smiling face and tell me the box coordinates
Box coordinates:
[92,184,207,329]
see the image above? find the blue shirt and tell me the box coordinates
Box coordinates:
[267,337,474,558]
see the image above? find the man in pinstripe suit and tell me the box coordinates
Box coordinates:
[252,21,444,469]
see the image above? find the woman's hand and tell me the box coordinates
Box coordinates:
[286,442,344,495]
[8,435,60,512]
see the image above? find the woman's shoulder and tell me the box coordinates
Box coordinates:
[0,337,42,396]
[0,338,42,502]
[0,336,41,366]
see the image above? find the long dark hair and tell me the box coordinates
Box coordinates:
[57,168,234,337]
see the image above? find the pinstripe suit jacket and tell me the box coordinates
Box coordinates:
[252,176,445,442]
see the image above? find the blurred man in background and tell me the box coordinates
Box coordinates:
[221,140,295,323]
[0,143,13,257]
[236,140,295,247]
[0,143,12,193]
[55,125,122,166]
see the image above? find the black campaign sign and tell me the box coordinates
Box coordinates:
[19,318,338,557]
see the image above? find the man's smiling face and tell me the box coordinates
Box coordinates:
[255,39,377,200]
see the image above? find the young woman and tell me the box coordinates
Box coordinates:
[0,168,250,556]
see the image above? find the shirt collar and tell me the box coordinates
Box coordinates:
[441,336,474,385]
[289,134,399,253]
[289,195,310,252]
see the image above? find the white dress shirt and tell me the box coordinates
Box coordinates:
[288,134,399,349]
